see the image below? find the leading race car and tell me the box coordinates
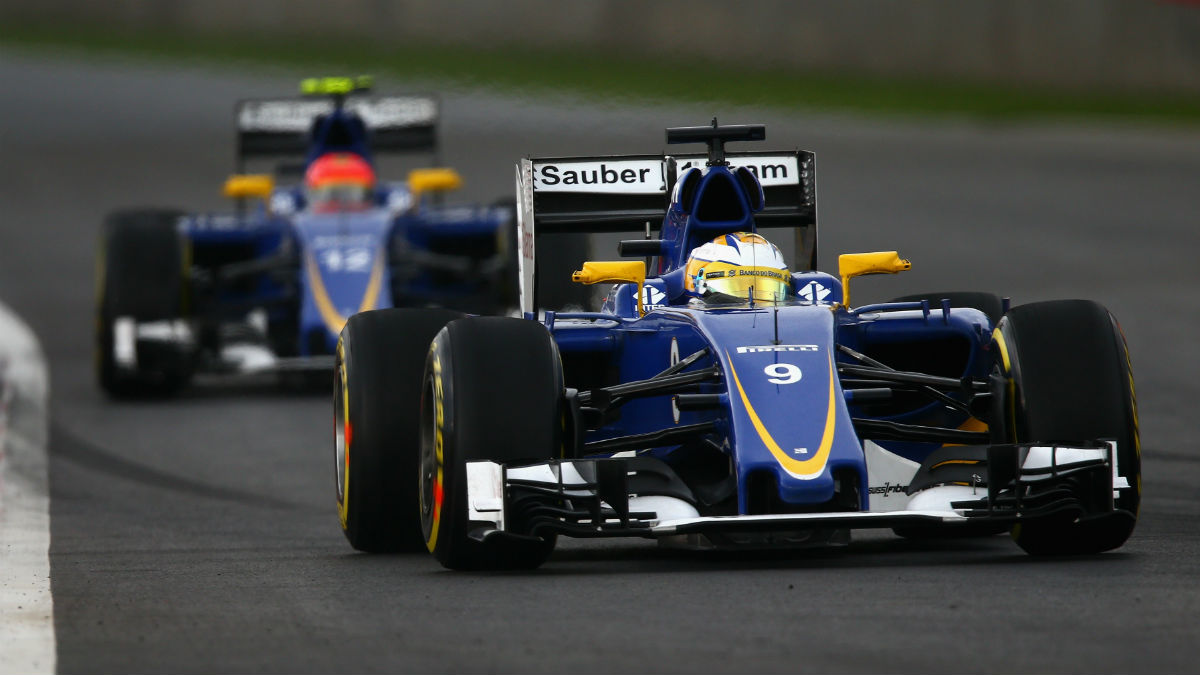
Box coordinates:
[333,121,1140,570]
[96,77,516,396]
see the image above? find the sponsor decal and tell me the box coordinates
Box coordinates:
[350,97,438,128]
[644,286,667,306]
[238,100,331,132]
[798,281,831,303]
[310,234,374,249]
[319,247,373,273]
[736,344,819,354]
[533,160,664,194]
[867,482,909,496]
[674,155,800,187]
[733,268,788,281]
[270,192,297,216]
[386,190,413,213]
[238,97,436,133]
[521,229,534,260]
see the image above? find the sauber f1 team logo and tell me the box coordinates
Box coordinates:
[533,160,664,194]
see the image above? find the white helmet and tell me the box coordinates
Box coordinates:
[683,232,791,303]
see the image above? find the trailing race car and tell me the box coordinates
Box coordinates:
[96,77,516,396]
[333,121,1140,569]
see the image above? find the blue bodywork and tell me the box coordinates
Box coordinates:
[518,131,995,516]
[178,90,513,369]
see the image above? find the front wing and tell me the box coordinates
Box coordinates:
[464,442,1127,549]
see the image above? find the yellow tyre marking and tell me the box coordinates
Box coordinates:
[991,328,1018,441]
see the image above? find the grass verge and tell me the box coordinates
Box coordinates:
[5,22,1200,125]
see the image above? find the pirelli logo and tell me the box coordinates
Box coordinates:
[736,345,819,354]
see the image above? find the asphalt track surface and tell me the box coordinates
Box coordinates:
[1,48,1198,674]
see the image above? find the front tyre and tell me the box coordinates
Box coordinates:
[336,308,465,552]
[995,299,1140,555]
[420,317,563,570]
[95,209,193,397]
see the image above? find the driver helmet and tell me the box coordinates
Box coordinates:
[304,152,376,212]
[683,232,792,303]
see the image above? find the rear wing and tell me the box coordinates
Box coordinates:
[234,94,439,167]
[515,150,816,313]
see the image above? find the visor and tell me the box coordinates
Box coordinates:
[306,182,372,210]
[698,264,792,303]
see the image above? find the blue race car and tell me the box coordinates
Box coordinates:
[332,121,1140,569]
[96,77,516,396]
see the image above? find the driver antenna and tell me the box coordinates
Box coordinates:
[707,117,726,166]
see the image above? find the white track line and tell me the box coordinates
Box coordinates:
[0,301,53,674]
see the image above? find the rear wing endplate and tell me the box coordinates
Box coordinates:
[515,150,816,313]
[235,94,439,163]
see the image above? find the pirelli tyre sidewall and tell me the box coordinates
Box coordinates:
[336,308,465,553]
[994,299,1140,555]
[95,208,193,397]
[420,317,562,571]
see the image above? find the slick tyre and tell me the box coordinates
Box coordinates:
[420,317,563,570]
[336,308,465,552]
[95,209,192,397]
[891,291,1004,325]
[995,299,1140,555]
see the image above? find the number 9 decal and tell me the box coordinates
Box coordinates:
[764,363,802,384]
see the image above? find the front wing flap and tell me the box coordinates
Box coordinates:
[465,442,1126,546]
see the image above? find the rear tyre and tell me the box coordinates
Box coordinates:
[420,317,562,570]
[996,299,1140,555]
[336,308,465,552]
[95,209,193,397]
[891,291,1004,325]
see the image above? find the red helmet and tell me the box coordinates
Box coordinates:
[304,153,376,211]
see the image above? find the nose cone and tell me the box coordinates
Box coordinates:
[295,211,392,338]
[696,306,865,512]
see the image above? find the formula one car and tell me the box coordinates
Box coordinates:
[96,77,516,396]
[333,121,1140,569]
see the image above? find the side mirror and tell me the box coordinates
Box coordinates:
[408,168,463,197]
[572,261,647,317]
[223,174,274,200]
[837,251,911,307]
